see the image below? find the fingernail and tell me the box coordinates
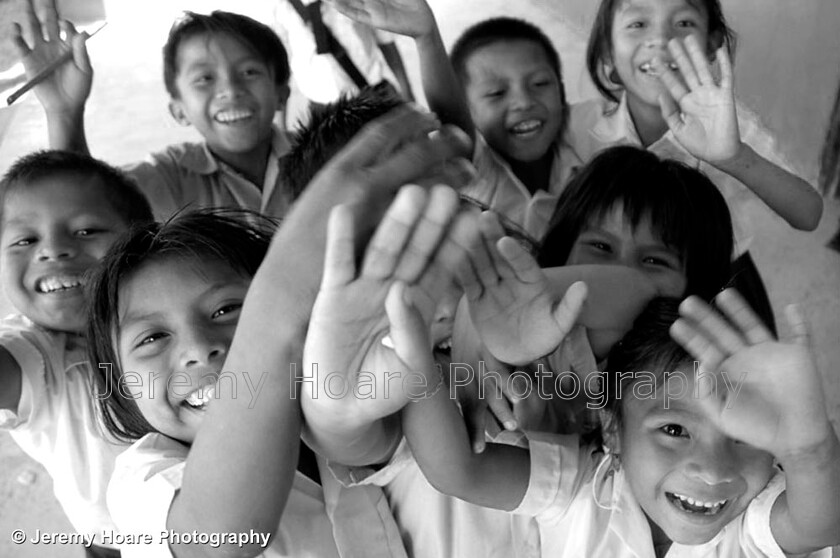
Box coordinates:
[504,420,518,431]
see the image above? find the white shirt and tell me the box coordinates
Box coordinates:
[0,314,125,548]
[462,134,582,242]
[566,95,810,254]
[330,437,543,558]
[273,0,397,104]
[515,432,834,557]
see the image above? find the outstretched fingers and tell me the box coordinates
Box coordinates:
[713,289,775,345]
[361,185,427,279]
[552,281,588,339]
[394,185,460,282]
[321,205,358,289]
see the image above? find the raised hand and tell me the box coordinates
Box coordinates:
[326,0,436,38]
[12,0,92,114]
[670,289,831,460]
[460,211,588,366]
[655,35,741,165]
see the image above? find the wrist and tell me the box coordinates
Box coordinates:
[776,430,840,473]
[712,141,753,174]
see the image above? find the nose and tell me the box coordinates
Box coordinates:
[36,233,77,261]
[179,323,228,370]
[509,84,536,111]
[683,440,738,485]
[214,72,244,100]
[644,21,674,49]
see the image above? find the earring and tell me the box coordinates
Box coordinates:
[592,447,623,511]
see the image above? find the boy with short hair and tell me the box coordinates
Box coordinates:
[15,2,294,220]
[0,150,154,558]
[330,0,581,240]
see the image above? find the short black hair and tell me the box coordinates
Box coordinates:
[538,146,733,301]
[0,150,153,227]
[162,10,290,99]
[86,209,275,442]
[586,0,736,104]
[281,82,405,197]
[450,17,562,86]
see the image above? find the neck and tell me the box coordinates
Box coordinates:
[212,141,272,188]
[507,148,554,195]
[647,514,672,558]
[626,94,670,147]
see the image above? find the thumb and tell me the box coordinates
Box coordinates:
[72,31,92,74]
[552,281,588,338]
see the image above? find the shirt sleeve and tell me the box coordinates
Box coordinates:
[741,473,834,558]
[122,153,183,222]
[0,328,47,429]
[512,432,584,520]
[107,434,189,558]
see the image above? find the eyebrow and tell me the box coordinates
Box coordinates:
[119,282,244,329]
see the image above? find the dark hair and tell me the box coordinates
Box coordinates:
[281,82,405,197]
[538,146,733,300]
[86,209,275,442]
[162,10,290,98]
[0,150,153,226]
[586,0,737,104]
[599,298,689,438]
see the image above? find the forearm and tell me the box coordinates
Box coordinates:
[773,432,840,552]
[715,144,823,231]
[46,108,89,154]
[414,27,474,138]
[379,42,414,102]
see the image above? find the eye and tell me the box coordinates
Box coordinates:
[676,19,697,28]
[242,66,265,78]
[192,73,213,86]
[627,20,646,29]
[661,424,688,438]
[589,241,612,253]
[212,303,243,320]
[9,237,36,247]
[137,332,169,348]
[75,228,105,237]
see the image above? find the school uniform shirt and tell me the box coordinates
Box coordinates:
[461,133,582,242]
[107,432,407,558]
[272,0,398,104]
[123,127,291,221]
[0,314,125,549]
[329,437,543,558]
[566,95,811,255]
[515,432,834,558]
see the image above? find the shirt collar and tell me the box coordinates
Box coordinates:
[178,125,290,177]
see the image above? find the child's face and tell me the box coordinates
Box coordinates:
[614,367,775,545]
[169,32,287,162]
[566,203,686,297]
[610,0,710,108]
[464,39,565,163]
[0,177,129,332]
[116,257,251,444]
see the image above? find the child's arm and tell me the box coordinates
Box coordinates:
[165,106,471,558]
[12,0,92,153]
[656,36,822,231]
[671,290,840,553]
[302,185,461,466]
[328,0,475,137]
[463,212,656,366]
[0,348,22,413]
[390,281,532,510]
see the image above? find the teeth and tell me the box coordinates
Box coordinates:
[640,61,680,75]
[671,492,727,514]
[215,109,254,123]
[436,338,452,351]
[184,385,215,409]
[511,119,542,134]
[36,274,85,294]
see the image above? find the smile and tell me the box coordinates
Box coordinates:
[509,119,543,137]
[35,274,85,294]
[214,108,254,124]
[183,384,216,410]
[639,60,680,76]
[666,492,728,516]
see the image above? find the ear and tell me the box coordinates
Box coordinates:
[598,409,622,454]
[168,100,191,126]
[275,84,291,112]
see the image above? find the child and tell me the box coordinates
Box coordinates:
[330,0,581,240]
[399,290,840,556]
[15,2,294,220]
[539,145,733,301]
[572,0,822,243]
[0,150,153,557]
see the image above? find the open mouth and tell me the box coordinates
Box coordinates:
[35,274,86,294]
[639,60,680,76]
[214,108,255,124]
[509,119,543,137]
[434,337,452,357]
[183,385,216,411]
[666,492,728,516]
